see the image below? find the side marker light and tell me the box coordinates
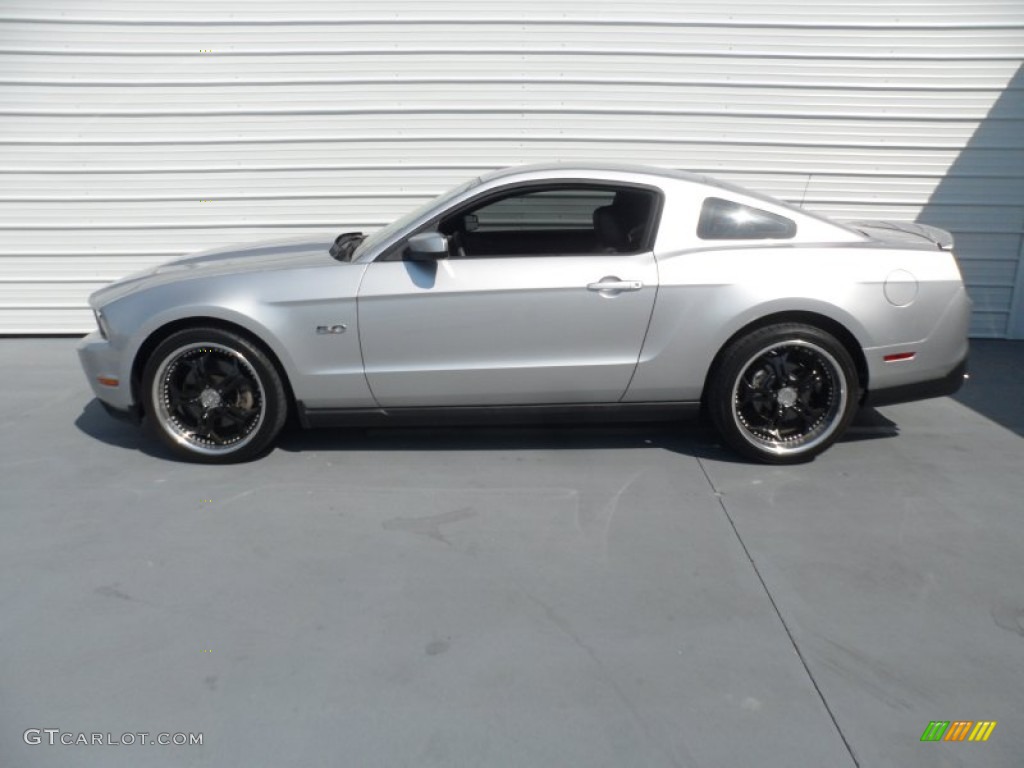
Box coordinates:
[883,352,916,362]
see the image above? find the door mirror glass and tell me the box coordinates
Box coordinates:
[406,232,449,261]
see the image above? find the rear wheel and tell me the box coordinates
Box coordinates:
[142,327,288,463]
[708,323,859,464]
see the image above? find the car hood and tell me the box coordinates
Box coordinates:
[89,236,339,306]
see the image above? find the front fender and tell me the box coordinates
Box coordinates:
[102,263,375,411]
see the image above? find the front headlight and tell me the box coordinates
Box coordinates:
[94,308,111,339]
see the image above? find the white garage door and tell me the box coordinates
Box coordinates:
[1,1,1022,336]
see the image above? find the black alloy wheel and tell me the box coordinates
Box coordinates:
[142,327,288,463]
[708,323,860,463]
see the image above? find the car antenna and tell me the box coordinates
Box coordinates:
[798,174,812,209]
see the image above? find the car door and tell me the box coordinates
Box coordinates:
[356,184,661,407]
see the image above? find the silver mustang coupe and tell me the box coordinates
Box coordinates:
[77,163,969,464]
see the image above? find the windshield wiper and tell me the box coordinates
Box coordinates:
[329,232,365,262]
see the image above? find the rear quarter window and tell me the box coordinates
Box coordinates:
[697,197,797,240]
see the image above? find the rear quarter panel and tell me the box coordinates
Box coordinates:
[625,243,967,402]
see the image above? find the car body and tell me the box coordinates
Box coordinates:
[77,163,970,463]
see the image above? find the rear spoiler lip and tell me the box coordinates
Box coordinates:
[848,220,955,251]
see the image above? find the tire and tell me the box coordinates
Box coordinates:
[707,323,859,464]
[141,327,288,463]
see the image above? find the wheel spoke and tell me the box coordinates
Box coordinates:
[167,376,203,422]
[766,352,788,384]
[168,387,198,407]
[221,404,253,427]
[177,399,203,422]
[194,353,210,381]
[181,360,203,391]
[217,371,247,395]
[786,401,813,431]
[194,410,212,438]
[737,387,769,409]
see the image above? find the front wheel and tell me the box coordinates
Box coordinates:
[707,324,860,464]
[141,327,288,463]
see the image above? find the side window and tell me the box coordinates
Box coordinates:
[697,197,796,240]
[471,189,614,232]
[436,185,657,258]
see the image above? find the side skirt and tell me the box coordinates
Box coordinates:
[297,401,701,429]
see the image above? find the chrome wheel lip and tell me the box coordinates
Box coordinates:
[152,342,267,456]
[730,339,848,456]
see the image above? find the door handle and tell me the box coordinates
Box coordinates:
[587,278,643,293]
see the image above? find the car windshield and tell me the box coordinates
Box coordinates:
[353,176,482,259]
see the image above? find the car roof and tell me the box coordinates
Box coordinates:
[476,162,786,207]
[478,162,711,185]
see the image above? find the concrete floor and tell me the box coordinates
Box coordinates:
[1,338,1021,767]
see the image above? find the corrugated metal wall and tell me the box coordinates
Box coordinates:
[1,1,1022,336]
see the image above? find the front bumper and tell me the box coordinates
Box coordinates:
[98,399,143,425]
[76,330,137,413]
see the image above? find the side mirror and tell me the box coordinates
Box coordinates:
[405,232,449,261]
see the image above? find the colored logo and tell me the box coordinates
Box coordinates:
[921,721,997,742]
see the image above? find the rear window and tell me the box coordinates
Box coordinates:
[697,197,796,240]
